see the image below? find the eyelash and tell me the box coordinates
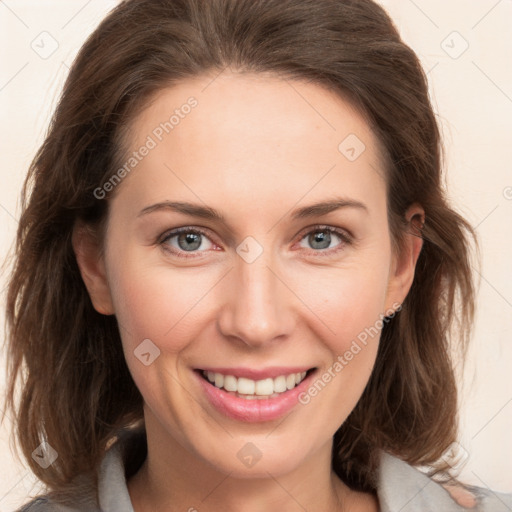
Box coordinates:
[158,225,353,259]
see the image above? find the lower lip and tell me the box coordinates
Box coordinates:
[194,369,316,423]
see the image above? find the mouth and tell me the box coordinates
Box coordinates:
[193,366,318,422]
[194,367,317,400]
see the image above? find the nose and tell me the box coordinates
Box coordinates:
[217,245,295,348]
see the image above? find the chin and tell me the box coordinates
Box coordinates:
[197,438,311,479]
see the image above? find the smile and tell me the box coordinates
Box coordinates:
[201,370,310,399]
[194,367,318,422]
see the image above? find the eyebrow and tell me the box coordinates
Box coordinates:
[138,197,368,223]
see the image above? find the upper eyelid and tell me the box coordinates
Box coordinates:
[296,224,352,240]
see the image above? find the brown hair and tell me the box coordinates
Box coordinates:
[2,0,476,502]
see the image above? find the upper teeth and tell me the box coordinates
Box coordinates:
[203,371,308,396]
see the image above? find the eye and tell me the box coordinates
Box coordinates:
[296,225,352,255]
[159,224,352,259]
[159,227,216,258]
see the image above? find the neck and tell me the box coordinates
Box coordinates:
[126,414,370,512]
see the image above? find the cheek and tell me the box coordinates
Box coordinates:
[105,256,213,412]
[294,260,391,350]
[107,257,221,353]
[295,269,389,415]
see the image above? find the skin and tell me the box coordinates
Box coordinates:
[73,71,425,511]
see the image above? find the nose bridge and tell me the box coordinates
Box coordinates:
[217,236,294,346]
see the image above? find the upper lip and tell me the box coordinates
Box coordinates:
[197,366,315,380]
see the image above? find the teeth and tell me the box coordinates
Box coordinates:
[203,370,308,397]
[237,377,255,395]
[274,375,287,393]
[214,373,224,388]
[286,374,296,390]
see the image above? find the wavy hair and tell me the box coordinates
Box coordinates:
[3,0,476,502]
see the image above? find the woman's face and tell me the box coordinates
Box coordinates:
[81,72,418,478]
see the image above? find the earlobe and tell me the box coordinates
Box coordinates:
[72,221,115,315]
[385,203,425,310]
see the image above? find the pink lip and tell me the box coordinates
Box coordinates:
[198,366,314,380]
[194,368,317,422]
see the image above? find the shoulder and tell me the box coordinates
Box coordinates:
[15,497,52,511]
[377,451,512,511]
[14,495,98,512]
[13,472,100,512]
[442,482,512,511]
[14,495,101,512]
[14,427,145,512]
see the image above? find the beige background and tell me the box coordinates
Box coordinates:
[1,0,511,508]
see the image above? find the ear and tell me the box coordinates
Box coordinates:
[72,221,115,315]
[384,203,425,312]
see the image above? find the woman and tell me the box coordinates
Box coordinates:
[3,0,511,510]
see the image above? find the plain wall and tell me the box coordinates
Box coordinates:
[0,0,511,508]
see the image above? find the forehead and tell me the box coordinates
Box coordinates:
[114,71,387,218]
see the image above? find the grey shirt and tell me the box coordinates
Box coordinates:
[16,428,512,511]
